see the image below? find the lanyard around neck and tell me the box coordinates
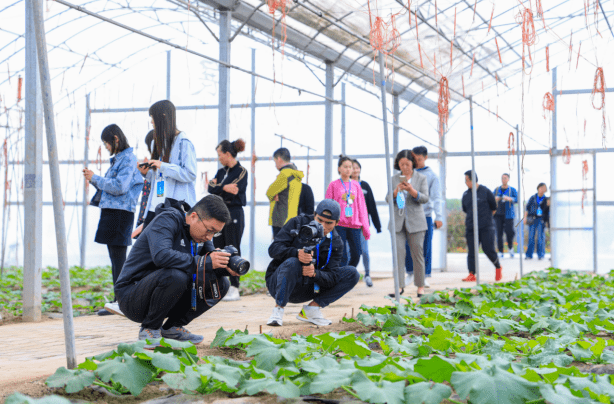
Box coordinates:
[316,234,333,270]
[340,179,352,198]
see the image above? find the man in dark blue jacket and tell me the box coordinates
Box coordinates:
[113,195,238,349]
[266,199,360,327]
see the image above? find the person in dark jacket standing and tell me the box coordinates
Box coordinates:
[350,159,381,287]
[524,183,549,260]
[267,147,315,237]
[493,173,518,259]
[113,195,237,349]
[135,130,154,229]
[461,170,502,282]
[265,200,360,327]
[83,124,143,316]
[208,138,248,301]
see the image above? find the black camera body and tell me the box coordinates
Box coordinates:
[219,245,250,276]
[290,220,325,267]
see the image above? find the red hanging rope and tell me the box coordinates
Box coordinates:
[495,37,502,63]
[581,159,589,210]
[562,146,571,164]
[542,92,555,119]
[546,46,550,72]
[487,5,494,35]
[95,146,102,174]
[576,41,582,70]
[435,0,438,26]
[17,76,22,103]
[418,43,424,69]
[591,67,606,110]
[438,77,450,138]
[535,0,546,28]
[470,53,475,77]
[408,0,411,27]
[508,132,515,170]
[517,6,536,73]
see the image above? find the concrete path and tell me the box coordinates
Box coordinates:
[0,253,551,388]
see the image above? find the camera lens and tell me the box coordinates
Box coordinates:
[228,256,250,276]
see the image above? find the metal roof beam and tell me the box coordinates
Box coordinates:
[197,0,439,113]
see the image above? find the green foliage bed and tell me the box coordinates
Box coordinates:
[11,268,614,404]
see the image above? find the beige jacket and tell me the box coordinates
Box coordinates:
[386,171,429,233]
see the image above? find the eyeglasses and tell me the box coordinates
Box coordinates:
[196,212,222,237]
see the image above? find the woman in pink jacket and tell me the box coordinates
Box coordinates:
[325,155,371,267]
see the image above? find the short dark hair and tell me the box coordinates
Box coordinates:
[189,195,231,224]
[464,170,478,183]
[537,182,547,191]
[273,147,291,162]
[352,159,361,169]
[101,124,130,155]
[502,173,510,178]
[145,130,154,155]
[412,146,428,157]
[394,150,415,171]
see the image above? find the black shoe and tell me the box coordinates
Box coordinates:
[97,309,112,316]
[388,288,404,298]
[417,293,423,298]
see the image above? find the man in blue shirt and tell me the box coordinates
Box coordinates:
[493,173,518,259]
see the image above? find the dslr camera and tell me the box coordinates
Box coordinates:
[290,220,325,267]
[219,245,250,276]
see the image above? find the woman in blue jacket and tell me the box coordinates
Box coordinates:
[83,124,143,316]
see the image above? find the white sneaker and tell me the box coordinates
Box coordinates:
[297,305,332,326]
[267,307,284,326]
[104,302,125,317]
[424,279,431,288]
[222,286,240,301]
[364,275,373,287]
[405,273,413,286]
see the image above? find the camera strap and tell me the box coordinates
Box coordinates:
[316,234,333,270]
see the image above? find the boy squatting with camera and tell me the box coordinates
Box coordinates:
[112,195,247,350]
[266,199,360,327]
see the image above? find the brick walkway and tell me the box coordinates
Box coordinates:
[0,253,550,387]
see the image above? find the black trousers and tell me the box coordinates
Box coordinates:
[107,245,127,297]
[494,215,515,253]
[466,226,501,274]
[213,207,245,288]
[116,268,229,330]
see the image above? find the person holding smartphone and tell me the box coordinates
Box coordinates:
[132,100,197,238]
[387,150,429,298]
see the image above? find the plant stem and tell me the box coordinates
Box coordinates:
[340,386,360,399]
[447,399,464,404]
[526,399,546,404]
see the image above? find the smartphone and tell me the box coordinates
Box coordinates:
[139,162,151,169]
[399,175,407,183]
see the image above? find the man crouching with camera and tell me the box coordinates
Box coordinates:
[266,199,360,327]
[113,195,244,349]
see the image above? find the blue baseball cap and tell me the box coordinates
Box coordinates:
[315,199,341,221]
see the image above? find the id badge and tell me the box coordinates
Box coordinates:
[536,208,543,216]
[345,206,353,217]
[396,192,406,209]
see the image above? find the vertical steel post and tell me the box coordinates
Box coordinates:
[516,124,523,277]
[378,53,400,302]
[440,132,447,272]
[393,94,400,157]
[469,96,480,285]
[23,0,43,322]
[218,10,231,156]
[341,83,346,155]
[31,0,77,368]
[324,62,334,194]
[166,50,171,100]
[80,95,90,269]
[249,49,256,266]
[550,67,557,268]
[593,152,597,274]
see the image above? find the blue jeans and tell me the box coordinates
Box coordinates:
[265,257,360,308]
[336,226,362,267]
[526,217,546,259]
[405,216,433,277]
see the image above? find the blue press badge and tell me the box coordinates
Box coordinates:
[156,172,165,197]
[396,192,406,209]
[345,206,353,217]
[537,208,543,216]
